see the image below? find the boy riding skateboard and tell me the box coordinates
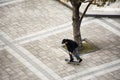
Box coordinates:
[62,39,82,63]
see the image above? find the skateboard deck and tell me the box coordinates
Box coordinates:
[65,59,79,65]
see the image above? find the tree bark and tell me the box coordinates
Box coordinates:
[70,0,93,49]
[70,0,83,48]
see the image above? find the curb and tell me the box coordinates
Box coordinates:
[58,0,120,18]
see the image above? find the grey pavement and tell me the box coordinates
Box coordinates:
[0,0,120,80]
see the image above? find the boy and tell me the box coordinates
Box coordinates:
[62,39,82,63]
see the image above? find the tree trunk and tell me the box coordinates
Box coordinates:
[70,0,93,49]
[70,0,83,48]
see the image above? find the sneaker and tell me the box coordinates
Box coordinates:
[79,59,82,63]
[69,60,74,62]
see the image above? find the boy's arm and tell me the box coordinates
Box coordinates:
[69,52,72,55]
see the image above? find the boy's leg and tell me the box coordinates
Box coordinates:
[69,53,74,62]
[73,48,82,62]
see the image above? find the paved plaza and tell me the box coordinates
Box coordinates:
[0,0,120,80]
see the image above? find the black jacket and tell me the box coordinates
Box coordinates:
[65,40,78,53]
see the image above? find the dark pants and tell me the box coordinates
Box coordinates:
[69,48,81,61]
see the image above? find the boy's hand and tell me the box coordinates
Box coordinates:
[69,52,72,55]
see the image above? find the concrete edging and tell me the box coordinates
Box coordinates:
[58,0,120,18]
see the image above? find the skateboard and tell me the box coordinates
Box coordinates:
[65,59,80,65]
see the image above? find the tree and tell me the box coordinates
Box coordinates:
[61,0,116,49]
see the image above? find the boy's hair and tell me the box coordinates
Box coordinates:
[62,39,70,44]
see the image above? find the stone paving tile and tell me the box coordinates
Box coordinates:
[81,22,120,49]
[0,0,72,39]
[111,18,120,24]
[0,50,41,80]
[88,69,120,80]
[0,40,5,50]
[22,22,120,77]
[0,0,16,4]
